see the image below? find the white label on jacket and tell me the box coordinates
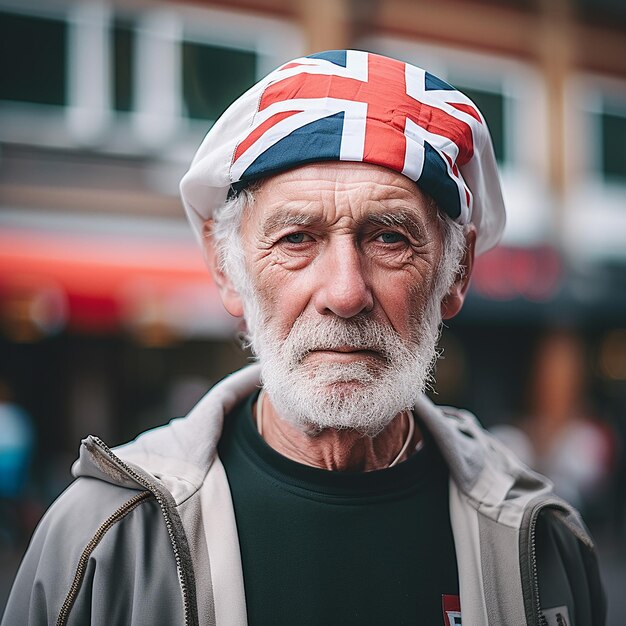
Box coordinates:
[445,611,462,625]
[541,605,571,626]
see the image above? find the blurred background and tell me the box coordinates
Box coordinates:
[1,0,625,620]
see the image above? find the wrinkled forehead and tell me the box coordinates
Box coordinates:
[245,162,440,229]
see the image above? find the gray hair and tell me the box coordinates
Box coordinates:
[207,184,467,309]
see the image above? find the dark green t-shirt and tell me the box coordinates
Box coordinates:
[218,392,459,625]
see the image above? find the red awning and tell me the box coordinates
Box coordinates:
[0,228,233,338]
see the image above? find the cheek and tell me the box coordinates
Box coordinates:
[371,268,435,333]
[252,267,313,333]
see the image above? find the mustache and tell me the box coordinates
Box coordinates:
[281,315,410,362]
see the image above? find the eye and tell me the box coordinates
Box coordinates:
[376,232,406,244]
[282,232,311,244]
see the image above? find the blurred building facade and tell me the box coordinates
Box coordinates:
[0,0,625,505]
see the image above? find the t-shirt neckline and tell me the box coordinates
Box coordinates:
[224,390,446,500]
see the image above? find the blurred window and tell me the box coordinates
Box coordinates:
[0,11,67,106]
[112,19,135,113]
[182,42,257,120]
[453,85,506,163]
[600,105,626,181]
[576,0,626,25]
[0,5,301,151]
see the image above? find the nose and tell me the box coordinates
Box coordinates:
[312,239,374,318]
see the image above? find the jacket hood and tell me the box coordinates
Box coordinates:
[73,364,553,524]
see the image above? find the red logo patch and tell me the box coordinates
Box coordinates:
[442,594,462,626]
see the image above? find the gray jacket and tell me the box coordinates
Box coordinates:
[2,365,606,625]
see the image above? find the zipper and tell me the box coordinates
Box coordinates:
[56,491,152,626]
[523,497,574,626]
[529,502,544,626]
[88,436,196,626]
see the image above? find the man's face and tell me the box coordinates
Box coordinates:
[226,162,450,434]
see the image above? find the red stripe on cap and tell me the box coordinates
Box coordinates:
[280,62,310,70]
[450,102,482,122]
[234,110,301,162]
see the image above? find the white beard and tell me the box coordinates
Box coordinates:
[241,289,443,437]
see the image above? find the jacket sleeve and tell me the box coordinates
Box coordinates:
[536,508,607,626]
[1,477,184,626]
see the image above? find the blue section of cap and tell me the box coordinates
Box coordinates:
[307,50,347,67]
[425,72,455,91]
[419,142,462,219]
[239,112,345,184]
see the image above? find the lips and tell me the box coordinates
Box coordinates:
[320,345,374,352]
[301,347,385,363]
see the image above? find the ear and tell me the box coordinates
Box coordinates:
[441,225,476,320]
[202,220,244,318]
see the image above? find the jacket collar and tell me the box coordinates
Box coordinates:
[73,363,552,517]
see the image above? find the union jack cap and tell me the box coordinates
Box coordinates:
[180,50,506,254]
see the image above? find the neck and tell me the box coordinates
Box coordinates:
[255,391,422,472]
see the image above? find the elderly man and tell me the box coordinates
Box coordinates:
[3,50,604,626]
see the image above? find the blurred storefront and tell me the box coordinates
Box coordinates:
[2,0,626,486]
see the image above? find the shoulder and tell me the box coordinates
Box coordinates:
[417,397,606,624]
[3,477,182,626]
[28,477,160,574]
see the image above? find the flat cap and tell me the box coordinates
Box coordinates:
[180,49,506,254]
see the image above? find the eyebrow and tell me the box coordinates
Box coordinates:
[366,211,425,240]
[261,208,426,239]
[262,211,319,236]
